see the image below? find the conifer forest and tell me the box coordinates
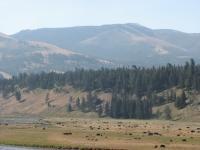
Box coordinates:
[0,59,200,119]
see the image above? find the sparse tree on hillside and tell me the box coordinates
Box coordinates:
[15,90,21,102]
[180,90,187,108]
[45,91,49,103]
[156,109,160,119]
[81,97,86,112]
[98,105,103,117]
[174,90,187,109]
[75,97,80,108]
[164,105,172,120]
[104,101,110,116]
[67,103,72,113]
[2,90,8,99]
[69,96,73,102]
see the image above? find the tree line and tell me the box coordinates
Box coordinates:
[1,59,199,96]
[0,59,199,119]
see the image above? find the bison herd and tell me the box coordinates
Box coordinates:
[39,119,199,149]
[2,118,200,150]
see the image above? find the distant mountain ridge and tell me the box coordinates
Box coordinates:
[11,23,200,67]
[0,32,117,76]
[1,23,200,77]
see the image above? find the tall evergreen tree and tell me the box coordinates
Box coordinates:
[164,105,172,120]
[180,90,187,108]
[15,90,21,101]
[104,101,110,116]
[67,103,72,112]
[45,91,49,103]
[81,97,86,112]
[75,97,80,109]
[156,109,160,119]
[87,91,93,111]
[126,100,135,119]
[98,105,103,117]
[135,98,142,119]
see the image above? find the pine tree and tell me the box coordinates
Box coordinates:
[15,90,21,101]
[98,105,103,117]
[69,96,73,102]
[192,75,198,90]
[157,96,165,105]
[112,101,118,118]
[116,78,122,93]
[135,76,141,98]
[126,99,134,119]
[178,71,185,88]
[198,76,200,90]
[164,105,172,120]
[87,91,93,111]
[174,97,179,108]
[121,99,127,118]
[156,109,160,119]
[151,91,157,105]
[169,71,176,87]
[190,58,195,76]
[45,91,49,103]
[110,94,120,118]
[104,101,110,116]
[2,90,8,99]
[171,89,176,102]
[67,103,72,112]
[135,98,142,119]
[180,90,187,108]
[75,97,80,109]
[81,97,86,112]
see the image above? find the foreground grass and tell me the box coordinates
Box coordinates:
[1,118,200,150]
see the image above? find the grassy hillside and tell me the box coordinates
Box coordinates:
[1,85,200,122]
[153,89,200,122]
[0,86,111,118]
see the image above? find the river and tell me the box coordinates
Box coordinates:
[0,146,40,150]
[0,118,41,125]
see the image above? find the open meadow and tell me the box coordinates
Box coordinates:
[1,118,200,150]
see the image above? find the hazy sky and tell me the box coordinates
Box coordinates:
[0,0,199,35]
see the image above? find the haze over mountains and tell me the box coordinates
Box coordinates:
[12,23,200,66]
[0,23,200,77]
[0,32,116,77]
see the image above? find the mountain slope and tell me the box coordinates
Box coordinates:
[153,29,200,51]
[11,23,200,67]
[0,33,116,76]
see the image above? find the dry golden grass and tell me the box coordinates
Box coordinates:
[1,86,200,121]
[1,118,200,150]
[0,87,111,118]
[1,87,200,149]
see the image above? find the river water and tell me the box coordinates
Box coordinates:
[0,118,41,125]
[0,146,39,150]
